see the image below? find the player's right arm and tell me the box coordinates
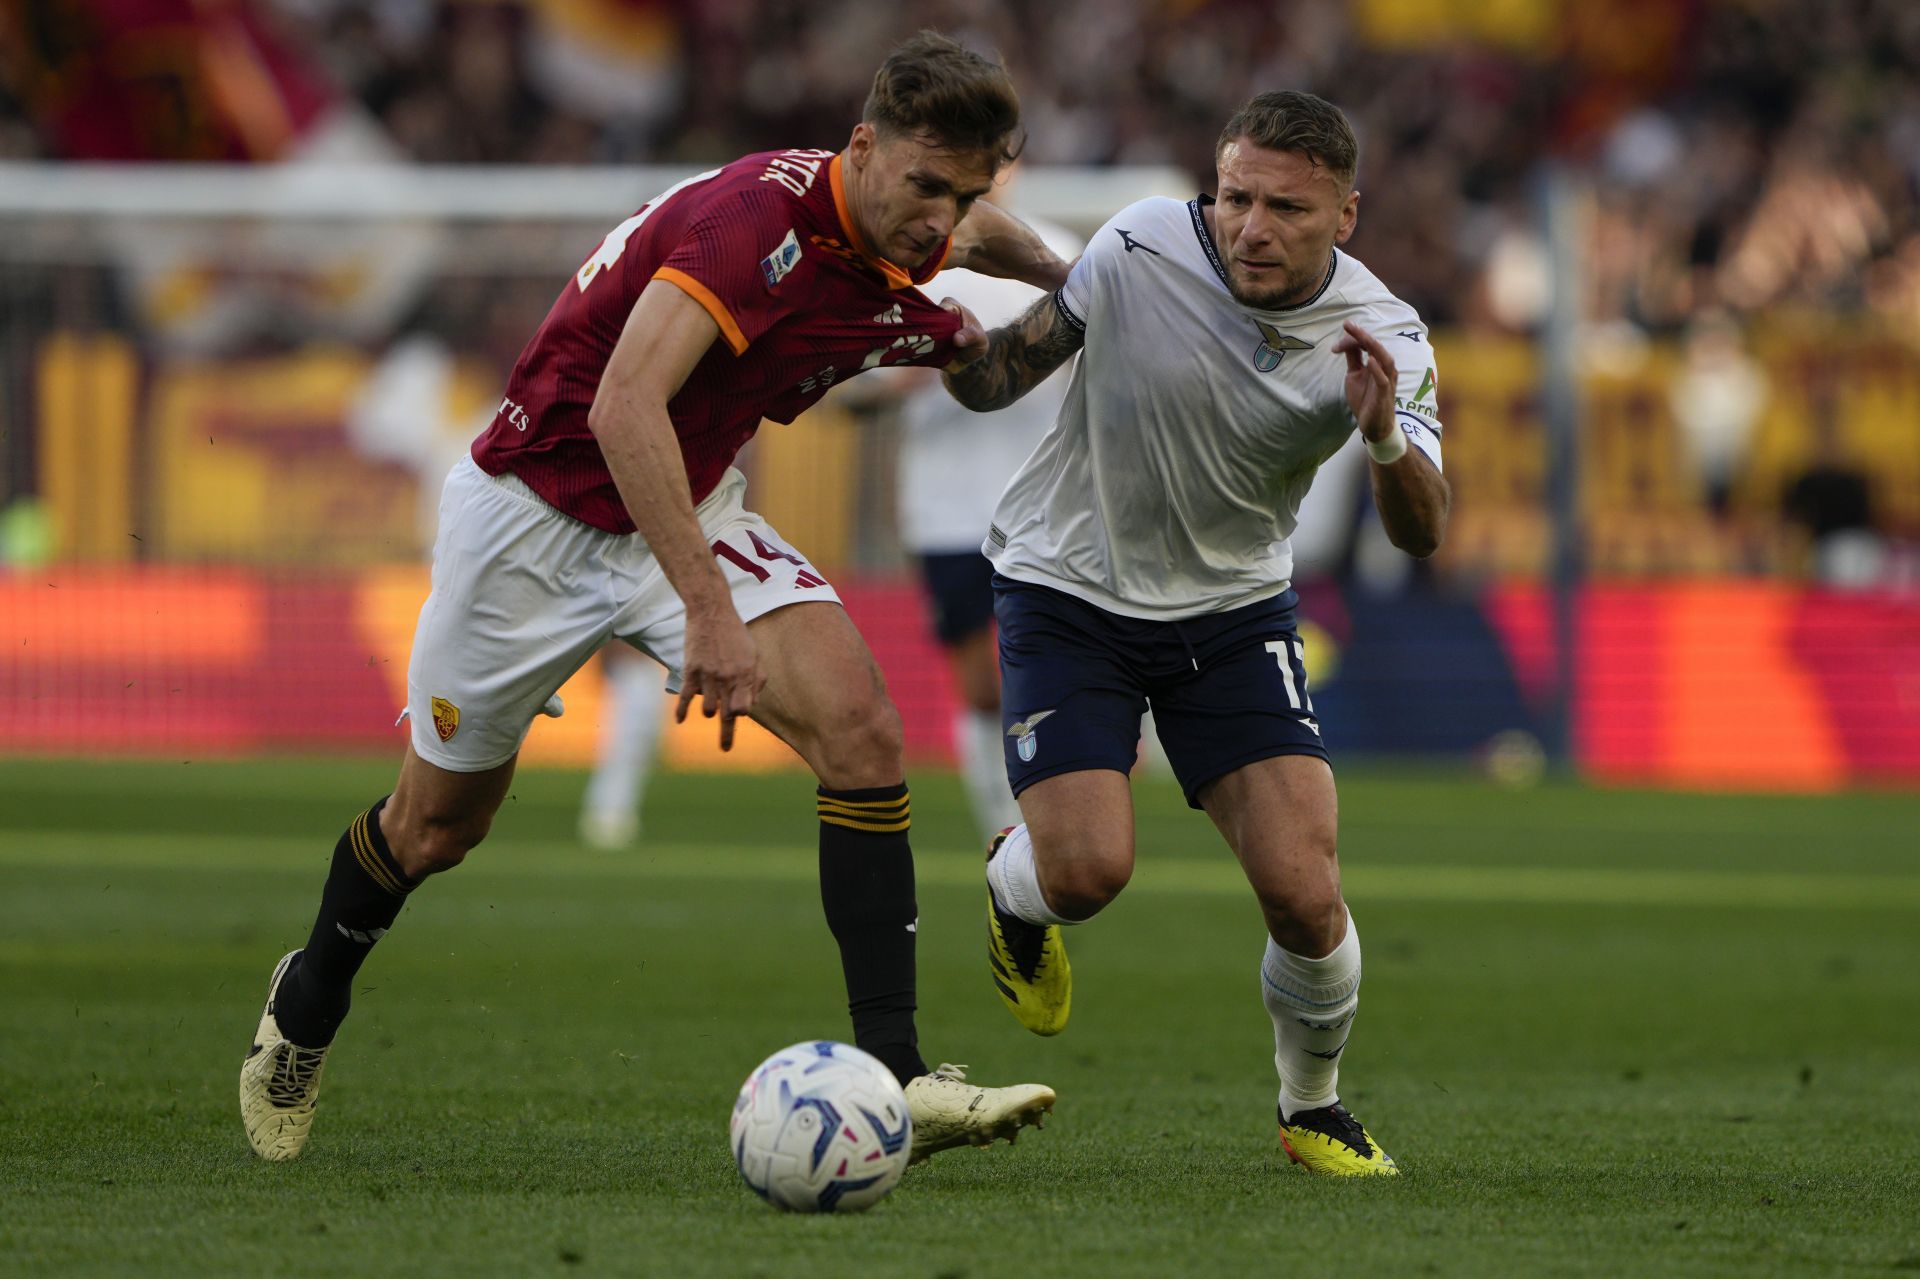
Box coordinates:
[1333,319,1451,558]
[587,278,764,749]
[939,291,1084,413]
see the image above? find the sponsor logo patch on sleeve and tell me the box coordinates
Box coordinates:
[1395,365,1441,427]
[761,228,803,289]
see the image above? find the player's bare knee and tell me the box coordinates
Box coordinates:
[810,696,906,789]
[1040,854,1131,921]
[388,810,492,878]
[1261,883,1346,955]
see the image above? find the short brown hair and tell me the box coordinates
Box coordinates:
[864,30,1023,168]
[1217,90,1358,188]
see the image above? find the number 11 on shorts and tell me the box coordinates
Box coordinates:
[1265,639,1313,712]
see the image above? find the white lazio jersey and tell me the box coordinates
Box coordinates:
[986,195,1444,620]
[899,216,1083,553]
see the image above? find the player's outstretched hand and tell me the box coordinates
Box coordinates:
[1332,320,1396,442]
[677,607,765,751]
[940,299,988,370]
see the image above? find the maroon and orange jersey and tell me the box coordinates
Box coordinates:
[472,149,965,532]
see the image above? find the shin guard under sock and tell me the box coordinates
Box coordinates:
[276,797,417,1047]
[816,783,927,1083]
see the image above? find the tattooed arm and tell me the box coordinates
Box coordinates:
[941,292,1085,413]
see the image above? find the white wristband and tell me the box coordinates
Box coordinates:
[1366,424,1408,464]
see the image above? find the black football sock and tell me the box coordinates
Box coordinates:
[817,783,928,1084]
[274,796,417,1048]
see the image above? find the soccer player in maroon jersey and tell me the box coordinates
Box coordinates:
[241,32,1067,1166]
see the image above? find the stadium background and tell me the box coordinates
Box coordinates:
[1,0,1917,790]
[4,5,1919,1273]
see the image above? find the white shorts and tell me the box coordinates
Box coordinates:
[405,456,841,771]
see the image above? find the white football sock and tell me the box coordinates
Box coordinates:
[984,824,1071,926]
[956,708,1021,842]
[582,657,665,831]
[1261,909,1361,1119]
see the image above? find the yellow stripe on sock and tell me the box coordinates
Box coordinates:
[350,810,408,897]
[816,797,910,819]
[815,791,910,807]
[347,813,388,893]
[816,805,911,827]
[818,812,912,833]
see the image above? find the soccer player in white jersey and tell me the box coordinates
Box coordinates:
[942,90,1450,1176]
[895,189,1082,841]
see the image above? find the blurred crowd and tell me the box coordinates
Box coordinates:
[2,0,1918,582]
[4,0,1918,334]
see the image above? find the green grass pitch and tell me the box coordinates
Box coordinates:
[2,757,1917,1276]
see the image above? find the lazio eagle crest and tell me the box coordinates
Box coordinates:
[1253,320,1313,372]
[1006,709,1057,763]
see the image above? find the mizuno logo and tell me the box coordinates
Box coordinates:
[1115,228,1160,256]
[1395,329,1423,342]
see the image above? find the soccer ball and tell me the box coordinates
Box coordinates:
[729,1041,912,1212]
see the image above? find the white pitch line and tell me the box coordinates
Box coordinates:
[1,831,1917,911]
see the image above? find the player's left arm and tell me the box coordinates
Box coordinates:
[1334,320,1451,558]
[945,200,1072,292]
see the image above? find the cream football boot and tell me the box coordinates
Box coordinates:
[904,1063,1055,1163]
[239,951,331,1161]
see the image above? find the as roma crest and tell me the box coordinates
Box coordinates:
[430,696,460,742]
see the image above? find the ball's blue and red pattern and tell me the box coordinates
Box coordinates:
[730,1040,912,1213]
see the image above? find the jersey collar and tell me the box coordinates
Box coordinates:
[1188,194,1338,313]
[829,154,941,292]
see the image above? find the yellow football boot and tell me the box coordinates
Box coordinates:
[1279,1103,1399,1177]
[985,829,1072,1036]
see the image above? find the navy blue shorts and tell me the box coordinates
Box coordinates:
[917,551,998,646]
[995,575,1329,809]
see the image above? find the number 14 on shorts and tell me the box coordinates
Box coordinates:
[713,531,829,590]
